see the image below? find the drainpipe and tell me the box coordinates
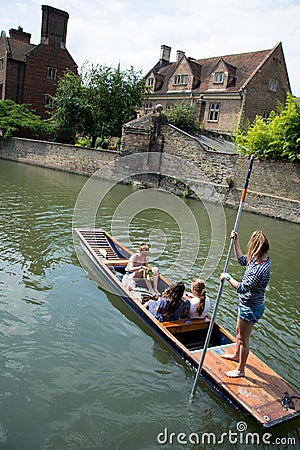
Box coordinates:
[16,62,21,103]
[238,88,246,129]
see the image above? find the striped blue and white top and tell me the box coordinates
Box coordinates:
[237,255,271,307]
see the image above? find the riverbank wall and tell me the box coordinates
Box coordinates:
[0,128,299,223]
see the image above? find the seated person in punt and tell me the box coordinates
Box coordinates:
[125,242,160,295]
[184,279,210,319]
[146,282,188,322]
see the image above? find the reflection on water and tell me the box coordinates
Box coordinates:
[0,159,299,449]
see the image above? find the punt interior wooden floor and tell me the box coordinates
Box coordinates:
[192,343,300,427]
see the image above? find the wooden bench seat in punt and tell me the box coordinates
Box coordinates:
[162,317,210,333]
[101,258,128,267]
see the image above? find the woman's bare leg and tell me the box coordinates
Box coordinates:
[226,318,253,377]
[221,318,240,362]
[151,267,160,295]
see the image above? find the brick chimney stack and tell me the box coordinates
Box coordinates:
[9,26,31,43]
[41,5,69,46]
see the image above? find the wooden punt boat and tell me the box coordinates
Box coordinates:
[74,227,300,429]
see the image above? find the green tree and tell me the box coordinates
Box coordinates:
[236,93,300,161]
[51,65,147,146]
[0,100,52,139]
[49,70,90,144]
[165,101,198,134]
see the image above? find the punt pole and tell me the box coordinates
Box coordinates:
[190,155,254,399]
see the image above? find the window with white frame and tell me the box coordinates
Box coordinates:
[174,75,180,85]
[173,74,188,85]
[145,103,152,114]
[181,74,188,84]
[214,72,224,84]
[147,77,154,87]
[48,67,57,80]
[208,103,220,121]
[268,78,278,92]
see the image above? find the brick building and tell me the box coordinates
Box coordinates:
[142,43,291,135]
[0,5,77,119]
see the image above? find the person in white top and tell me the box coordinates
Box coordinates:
[185,279,210,319]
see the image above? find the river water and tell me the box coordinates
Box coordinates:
[0,159,299,449]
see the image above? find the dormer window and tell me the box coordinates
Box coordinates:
[173,74,188,85]
[214,72,224,84]
[147,77,154,87]
[227,75,236,87]
[268,78,278,92]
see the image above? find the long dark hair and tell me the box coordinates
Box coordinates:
[164,282,185,314]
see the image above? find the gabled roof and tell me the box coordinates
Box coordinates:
[146,45,278,94]
[194,48,271,92]
[212,57,237,77]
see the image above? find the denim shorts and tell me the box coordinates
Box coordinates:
[238,301,265,325]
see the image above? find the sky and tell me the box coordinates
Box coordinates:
[2,0,300,96]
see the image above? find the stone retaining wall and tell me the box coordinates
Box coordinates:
[0,133,299,223]
[0,137,118,176]
[121,115,300,223]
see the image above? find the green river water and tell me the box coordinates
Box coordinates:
[0,159,299,449]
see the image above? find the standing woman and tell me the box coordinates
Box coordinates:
[125,242,160,295]
[220,230,271,378]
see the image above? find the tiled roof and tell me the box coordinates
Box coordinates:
[149,47,274,94]
[188,59,202,79]
[194,49,271,91]
[7,38,35,62]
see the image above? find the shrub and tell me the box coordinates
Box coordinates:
[166,101,198,134]
[236,93,300,161]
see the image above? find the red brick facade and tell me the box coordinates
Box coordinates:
[142,43,291,135]
[0,5,77,119]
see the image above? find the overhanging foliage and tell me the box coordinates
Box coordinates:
[236,93,300,161]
